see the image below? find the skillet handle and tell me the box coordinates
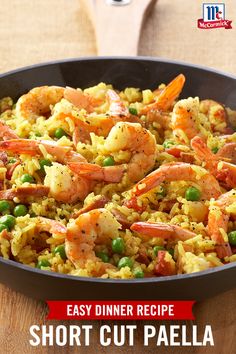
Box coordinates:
[82,0,157,56]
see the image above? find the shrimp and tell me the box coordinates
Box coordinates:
[64,87,101,113]
[191,136,218,169]
[217,143,236,164]
[131,222,197,241]
[65,209,121,275]
[44,162,91,203]
[71,195,109,219]
[0,139,87,164]
[0,120,18,140]
[141,74,186,114]
[200,99,229,133]
[191,136,236,188]
[69,163,124,183]
[15,86,65,122]
[126,162,221,210]
[62,89,141,145]
[107,89,129,118]
[0,139,93,203]
[63,88,141,141]
[171,97,202,143]
[36,216,67,235]
[0,185,49,202]
[51,99,114,143]
[207,190,236,257]
[106,89,143,125]
[72,122,92,145]
[71,122,157,183]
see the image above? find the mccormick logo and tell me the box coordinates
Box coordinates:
[198,3,232,29]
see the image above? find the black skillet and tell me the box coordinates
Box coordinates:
[0,57,236,300]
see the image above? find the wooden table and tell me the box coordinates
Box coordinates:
[0,0,236,353]
[0,284,235,353]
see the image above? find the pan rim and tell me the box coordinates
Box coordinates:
[0,256,235,284]
[0,56,236,81]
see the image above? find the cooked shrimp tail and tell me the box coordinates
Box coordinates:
[0,139,87,164]
[142,74,186,113]
[107,89,129,117]
[155,74,185,111]
[71,196,109,219]
[191,136,216,163]
[68,162,124,183]
[131,222,197,241]
[64,87,100,113]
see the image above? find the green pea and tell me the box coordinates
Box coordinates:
[13,205,28,217]
[185,187,201,201]
[96,252,110,263]
[153,245,165,256]
[54,244,67,260]
[118,256,133,269]
[0,223,9,232]
[0,200,11,212]
[163,141,175,149]
[112,237,125,254]
[156,186,167,198]
[129,107,138,115]
[54,128,67,139]
[35,132,42,137]
[36,259,51,269]
[133,267,144,278]
[0,215,16,230]
[39,159,52,172]
[211,147,219,154]
[21,174,35,184]
[228,231,236,246]
[168,249,175,257]
[103,156,115,167]
[8,158,16,164]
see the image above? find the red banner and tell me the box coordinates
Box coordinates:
[46,301,195,320]
[198,18,232,29]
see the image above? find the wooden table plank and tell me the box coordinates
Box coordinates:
[0,284,235,353]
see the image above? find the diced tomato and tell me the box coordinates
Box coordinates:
[155,250,176,276]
